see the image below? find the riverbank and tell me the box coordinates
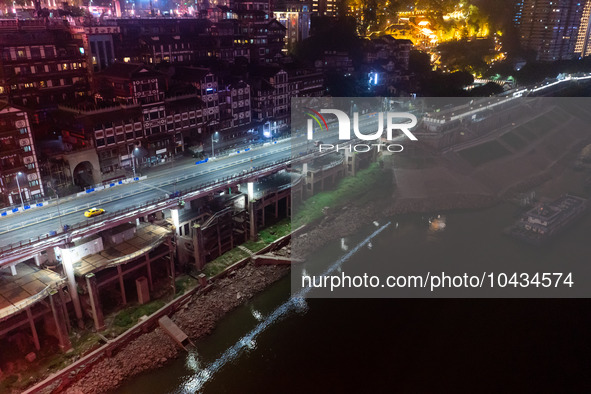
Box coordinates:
[63,263,289,394]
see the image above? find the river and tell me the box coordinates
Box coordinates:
[114,195,591,393]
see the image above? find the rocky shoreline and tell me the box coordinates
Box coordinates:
[57,190,505,393]
[63,263,289,394]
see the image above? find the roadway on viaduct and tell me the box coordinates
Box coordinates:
[0,116,384,266]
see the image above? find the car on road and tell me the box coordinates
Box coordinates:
[84,208,105,218]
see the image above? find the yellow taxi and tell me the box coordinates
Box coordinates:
[84,207,105,218]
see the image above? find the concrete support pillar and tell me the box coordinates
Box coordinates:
[345,150,357,176]
[170,208,181,236]
[275,198,279,218]
[167,237,176,294]
[58,287,71,333]
[117,265,127,305]
[248,200,258,241]
[85,273,105,331]
[145,252,153,291]
[61,246,84,329]
[216,222,222,256]
[135,277,150,305]
[48,289,72,352]
[26,307,40,351]
[34,254,41,267]
[192,225,205,270]
[247,181,254,202]
[9,264,16,276]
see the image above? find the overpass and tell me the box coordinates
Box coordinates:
[0,111,388,268]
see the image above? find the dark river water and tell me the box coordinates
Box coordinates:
[114,170,591,393]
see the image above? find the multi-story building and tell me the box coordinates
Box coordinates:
[287,66,324,98]
[211,16,251,63]
[83,23,120,72]
[232,0,272,13]
[51,62,206,176]
[219,79,252,130]
[95,61,166,105]
[516,0,588,61]
[0,19,90,115]
[113,18,213,66]
[311,0,336,17]
[57,90,207,176]
[367,36,412,70]
[0,102,43,207]
[575,0,591,57]
[170,66,220,126]
[274,7,311,52]
[250,66,289,134]
[315,50,355,73]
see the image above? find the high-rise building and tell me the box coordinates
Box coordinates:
[575,0,591,57]
[274,4,311,52]
[517,0,588,61]
[311,0,336,17]
[0,102,43,207]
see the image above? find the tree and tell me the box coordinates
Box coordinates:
[449,71,474,89]
[409,50,431,74]
[470,82,503,96]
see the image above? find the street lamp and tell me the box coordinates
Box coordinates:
[48,183,63,231]
[15,171,24,210]
[131,147,139,178]
[211,131,219,158]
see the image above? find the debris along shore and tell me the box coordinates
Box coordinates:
[63,263,289,394]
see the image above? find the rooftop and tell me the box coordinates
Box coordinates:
[98,62,163,80]
[0,260,63,321]
[72,223,172,277]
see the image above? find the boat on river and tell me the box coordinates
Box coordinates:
[504,194,588,245]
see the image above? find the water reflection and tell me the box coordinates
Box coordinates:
[250,308,263,322]
[178,223,392,393]
[428,215,447,233]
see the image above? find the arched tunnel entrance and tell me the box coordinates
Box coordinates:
[73,161,95,187]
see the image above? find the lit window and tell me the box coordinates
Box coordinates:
[124,57,131,62]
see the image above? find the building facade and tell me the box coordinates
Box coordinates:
[0,19,90,113]
[517,0,588,61]
[0,103,43,207]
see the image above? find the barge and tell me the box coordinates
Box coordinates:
[504,194,588,245]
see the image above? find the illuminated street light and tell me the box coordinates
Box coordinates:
[211,131,219,158]
[15,172,24,210]
[132,147,139,178]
